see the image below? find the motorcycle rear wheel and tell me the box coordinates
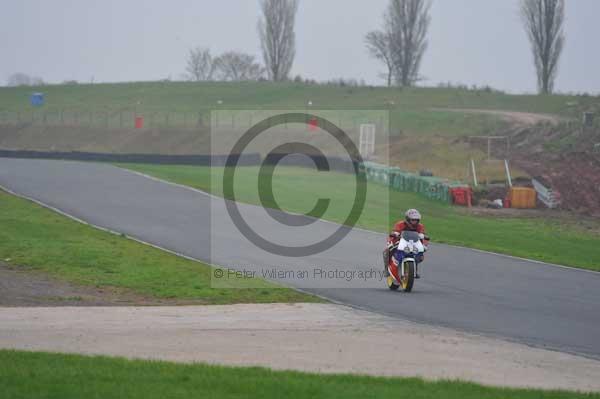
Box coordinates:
[387,276,399,291]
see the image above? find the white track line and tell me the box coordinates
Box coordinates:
[118,164,600,275]
[0,180,339,304]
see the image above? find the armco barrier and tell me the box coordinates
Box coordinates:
[361,162,468,203]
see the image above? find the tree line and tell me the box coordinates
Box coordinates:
[7,0,566,95]
[365,0,565,94]
[185,0,298,83]
[185,0,565,95]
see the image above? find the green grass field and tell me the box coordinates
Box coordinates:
[0,189,318,303]
[118,163,600,271]
[1,81,595,135]
[1,350,596,399]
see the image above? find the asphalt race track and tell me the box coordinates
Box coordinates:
[1,158,599,359]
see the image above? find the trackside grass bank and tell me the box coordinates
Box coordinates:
[1,81,594,136]
[118,163,600,271]
[0,189,319,303]
[0,350,597,399]
[2,81,580,114]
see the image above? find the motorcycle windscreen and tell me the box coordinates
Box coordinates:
[401,231,420,242]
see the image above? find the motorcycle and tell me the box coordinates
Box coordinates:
[386,231,428,292]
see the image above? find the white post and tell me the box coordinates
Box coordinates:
[470,159,478,187]
[359,124,376,160]
[504,159,513,187]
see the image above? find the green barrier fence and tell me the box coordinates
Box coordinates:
[361,162,468,203]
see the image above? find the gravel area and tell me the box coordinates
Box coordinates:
[1,303,599,392]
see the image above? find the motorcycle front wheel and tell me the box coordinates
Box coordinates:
[400,261,415,292]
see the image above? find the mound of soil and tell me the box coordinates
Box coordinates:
[511,122,600,215]
[515,152,600,216]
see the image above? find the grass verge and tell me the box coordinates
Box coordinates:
[0,189,319,303]
[0,350,596,399]
[118,163,600,271]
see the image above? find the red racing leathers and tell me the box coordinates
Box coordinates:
[384,221,429,276]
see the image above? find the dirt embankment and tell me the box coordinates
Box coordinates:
[514,152,600,216]
[445,108,600,216]
[385,109,564,183]
[433,108,564,126]
[508,123,600,216]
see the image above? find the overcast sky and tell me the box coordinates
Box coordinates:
[2,0,599,93]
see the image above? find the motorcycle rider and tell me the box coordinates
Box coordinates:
[383,209,428,278]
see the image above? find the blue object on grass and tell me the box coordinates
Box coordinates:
[30,92,45,106]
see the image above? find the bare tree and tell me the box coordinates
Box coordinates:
[7,72,32,87]
[214,52,265,81]
[521,0,565,94]
[6,73,45,87]
[387,0,431,87]
[258,0,299,81]
[31,76,45,86]
[365,30,394,87]
[185,47,216,81]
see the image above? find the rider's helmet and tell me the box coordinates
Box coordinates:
[405,209,421,229]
